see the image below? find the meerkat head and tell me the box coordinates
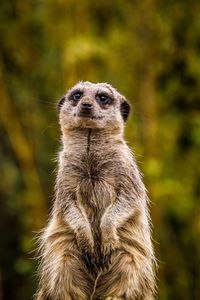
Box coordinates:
[58,81,131,133]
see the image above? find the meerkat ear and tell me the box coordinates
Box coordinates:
[57,96,66,113]
[120,97,131,122]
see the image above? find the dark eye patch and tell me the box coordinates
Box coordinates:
[96,93,112,105]
[69,90,83,103]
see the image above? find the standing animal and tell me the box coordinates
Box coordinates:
[35,81,156,300]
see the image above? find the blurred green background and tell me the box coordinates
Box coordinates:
[0,0,200,299]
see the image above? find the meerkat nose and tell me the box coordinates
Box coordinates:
[81,102,93,110]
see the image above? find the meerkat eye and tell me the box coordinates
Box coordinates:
[72,91,83,101]
[96,93,110,104]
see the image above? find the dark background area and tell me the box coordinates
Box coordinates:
[0,0,200,299]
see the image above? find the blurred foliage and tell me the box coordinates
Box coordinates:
[0,0,200,299]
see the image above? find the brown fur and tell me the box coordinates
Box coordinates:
[35,81,156,300]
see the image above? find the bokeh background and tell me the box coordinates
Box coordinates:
[0,0,200,299]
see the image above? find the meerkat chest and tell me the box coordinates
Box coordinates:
[79,152,119,210]
[64,150,121,211]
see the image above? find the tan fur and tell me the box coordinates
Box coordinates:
[35,81,156,300]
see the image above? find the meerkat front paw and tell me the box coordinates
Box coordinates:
[76,228,94,254]
[100,226,120,268]
[76,229,95,272]
[101,233,119,254]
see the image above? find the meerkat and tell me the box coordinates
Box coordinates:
[35,81,156,300]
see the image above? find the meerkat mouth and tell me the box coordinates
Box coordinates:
[77,113,103,120]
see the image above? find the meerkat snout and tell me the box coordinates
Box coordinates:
[81,102,93,110]
[79,99,94,118]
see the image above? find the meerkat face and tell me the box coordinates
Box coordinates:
[58,81,130,132]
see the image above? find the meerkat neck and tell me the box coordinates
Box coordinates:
[87,129,92,153]
[62,127,124,152]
